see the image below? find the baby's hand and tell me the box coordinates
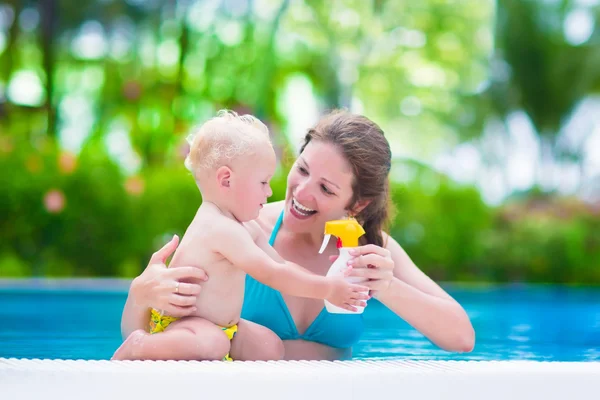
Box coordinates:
[325,274,370,312]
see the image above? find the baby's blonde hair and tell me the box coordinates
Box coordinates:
[184,110,271,176]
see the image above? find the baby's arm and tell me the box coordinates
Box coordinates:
[248,222,312,274]
[248,221,291,263]
[211,219,368,311]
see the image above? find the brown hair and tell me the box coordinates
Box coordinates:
[300,110,393,247]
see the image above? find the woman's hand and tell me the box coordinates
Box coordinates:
[132,235,208,317]
[345,244,395,298]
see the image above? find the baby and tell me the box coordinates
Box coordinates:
[112,110,368,362]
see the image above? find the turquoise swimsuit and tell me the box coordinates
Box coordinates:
[240,211,365,349]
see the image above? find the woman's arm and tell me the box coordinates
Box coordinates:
[120,278,151,339]
[348,233,475,352]
[120,235,208,339]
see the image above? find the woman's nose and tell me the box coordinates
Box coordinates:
[294,180,312,201]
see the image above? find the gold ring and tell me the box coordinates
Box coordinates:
[175,282,180,294]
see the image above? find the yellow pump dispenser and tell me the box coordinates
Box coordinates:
[318,218,369,314]
[318,218,365,254]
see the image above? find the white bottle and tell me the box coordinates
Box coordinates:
[318,218,369,314]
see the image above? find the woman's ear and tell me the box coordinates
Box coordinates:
[351,199,371,215]
[216,166,232,188]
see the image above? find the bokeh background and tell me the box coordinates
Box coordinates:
[1,0,599,284]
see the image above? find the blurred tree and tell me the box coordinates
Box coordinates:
[39,0,57,138]
[279,0,494,158]
[0,0,495,164]
[482,0,600,190]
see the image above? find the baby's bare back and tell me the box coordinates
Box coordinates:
[167,206,249,327]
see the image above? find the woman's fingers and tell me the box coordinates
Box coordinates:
[170,293,197,307]
[345,245,395,294]
[349,244,391,258]
[175,282,202,296]
[348,253,392,269]
[149,235,179,264]
[348,267,381,279]
[362,280,388,291]
[169,266,209,282]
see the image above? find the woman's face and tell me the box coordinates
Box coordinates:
[283,140,356,234]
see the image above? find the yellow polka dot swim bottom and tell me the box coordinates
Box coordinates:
[149,308,238,361]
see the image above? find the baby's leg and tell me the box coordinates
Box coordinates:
[229,318,284,361]
[111,317,231,361]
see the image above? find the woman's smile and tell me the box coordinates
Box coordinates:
[289,197,317,219]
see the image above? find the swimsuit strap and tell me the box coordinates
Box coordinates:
[268,210,284,246]
[242,207,365,349]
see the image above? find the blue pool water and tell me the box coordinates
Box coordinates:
[1,280,599,361]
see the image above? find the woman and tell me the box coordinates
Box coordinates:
[120,110,475,361]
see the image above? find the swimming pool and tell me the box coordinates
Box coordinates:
[1,279,599,361]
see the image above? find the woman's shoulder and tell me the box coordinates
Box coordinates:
[381,231,402,250]
[381,230,413,272]
[255,200,284,235]
[381,230,406,256]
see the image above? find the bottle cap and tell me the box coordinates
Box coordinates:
[318,218,365,252]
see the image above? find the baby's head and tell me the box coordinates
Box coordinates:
[185,110,276,221]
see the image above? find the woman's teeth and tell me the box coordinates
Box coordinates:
[292,198,316,216]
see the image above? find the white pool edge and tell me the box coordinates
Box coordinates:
[1,359,599,400]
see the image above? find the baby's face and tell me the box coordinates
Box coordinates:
[230,145,276,222]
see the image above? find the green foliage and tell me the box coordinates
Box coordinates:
[54,141,134,276]
[389,175,494,282]
[0,136,135,276]
[1,141,598,283]
[480,197,600,283]
[482,0,600,182]
[1,0,599,284]
[493,0,600,135]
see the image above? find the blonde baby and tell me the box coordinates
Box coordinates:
[112,110,368,362]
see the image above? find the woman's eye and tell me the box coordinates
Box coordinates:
[321,184,333,195]
[298,167,308,175]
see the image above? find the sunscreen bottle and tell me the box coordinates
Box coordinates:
[318,218,368,314]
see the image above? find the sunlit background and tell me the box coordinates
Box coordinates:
[1,0,599,284]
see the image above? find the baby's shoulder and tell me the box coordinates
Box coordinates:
[191,209,240,240]
[242,219,262,242]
